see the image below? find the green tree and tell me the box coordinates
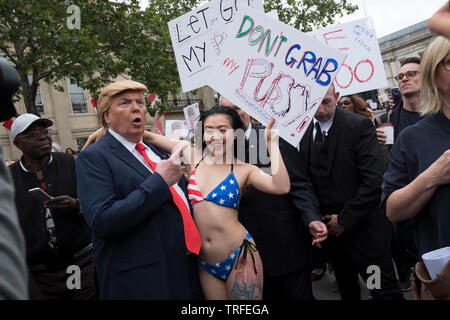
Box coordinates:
[0,0,200,116]
[265,0,358,32]
[0,0,356,117]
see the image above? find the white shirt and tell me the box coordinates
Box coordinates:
[245,122,253,140]
[312,106,336,141]
[108,129,190,211]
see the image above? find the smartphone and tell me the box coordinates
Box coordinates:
[391,88,402,107]
[28,188,53,202]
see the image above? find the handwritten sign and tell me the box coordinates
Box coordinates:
[165,120,189,140]
[309,17,387,96]
[168,0,264,93]
[183,103,201,136]
[207,8,347,147]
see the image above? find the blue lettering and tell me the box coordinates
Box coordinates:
[316,59,338,86]
[307,57,323,79]
[285,44,301,68]
[297,51,316,74]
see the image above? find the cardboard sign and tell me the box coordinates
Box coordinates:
[165,120,189,140]
[168,0,264,93]
[309,17,387,96]
[183,103,201,136]
[378,93,389,103]
[207,8,347,147]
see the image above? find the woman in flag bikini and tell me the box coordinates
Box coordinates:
[144,105,290,300]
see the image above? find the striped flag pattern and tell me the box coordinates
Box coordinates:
[187,169,204,204]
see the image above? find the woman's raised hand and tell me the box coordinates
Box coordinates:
[264,118,278,146]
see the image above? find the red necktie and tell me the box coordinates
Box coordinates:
[135,143,201,255]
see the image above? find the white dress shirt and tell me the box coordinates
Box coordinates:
[245,122,253,140]
[108,129,190,211]
[312,106,336,141]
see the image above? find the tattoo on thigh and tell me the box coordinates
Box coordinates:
[230,259,263,300]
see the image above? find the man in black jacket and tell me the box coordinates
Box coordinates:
[221,97,327,300]
[299,85,403,300]
[8,113,94,300]
[376,57,422,291]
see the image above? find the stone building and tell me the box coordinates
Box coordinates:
[378,19,437,93]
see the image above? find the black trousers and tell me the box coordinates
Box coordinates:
[262,268,315,300]
[391,219,419,280]
[30,252,96,300]
[327,236,403,300]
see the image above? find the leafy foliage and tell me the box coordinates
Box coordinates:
[264,0,358,32]
[0,0,356,116]
[0,0,201,115]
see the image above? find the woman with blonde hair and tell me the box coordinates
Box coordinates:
[382,36,450,257]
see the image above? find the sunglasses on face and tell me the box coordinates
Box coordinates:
[395,70,420,81]
[18,128,52,140]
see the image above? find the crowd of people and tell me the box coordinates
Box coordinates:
[0,6,449,301]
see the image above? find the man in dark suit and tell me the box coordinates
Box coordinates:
[221,97,328,300]
[76,80,202,299]
[298,84,403,300]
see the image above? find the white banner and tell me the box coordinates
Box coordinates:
[309,17,387,96]
[183,103,201,136]
[165,120,189,140]
[168,0,264,93]
[208,8,347,147]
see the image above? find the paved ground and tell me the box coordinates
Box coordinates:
[311,268,414,300]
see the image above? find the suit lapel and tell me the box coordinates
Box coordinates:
[326,107,343,175]
[300,122,314,165]
[104,132,151,179]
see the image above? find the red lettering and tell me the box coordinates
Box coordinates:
[354,59,374,83]
[334,64,353,89]
[322,29,346,45]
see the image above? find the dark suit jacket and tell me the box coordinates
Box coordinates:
[299,107,393,258]
[239,125,321,277]
[76,132,202,300]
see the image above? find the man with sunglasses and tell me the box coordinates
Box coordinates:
[8,114,95,300]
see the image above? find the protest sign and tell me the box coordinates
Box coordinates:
[309,17,387,96]
[168,0,264,93]
[183,103,201,136]
[207,8,347,147]
[165,120,189,140]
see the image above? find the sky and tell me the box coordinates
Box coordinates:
[338,0,445,38]
[139,0,446,39]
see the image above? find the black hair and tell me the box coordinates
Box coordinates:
[400,57,421,67]
[200,105,244,131]
[194,105,248,162]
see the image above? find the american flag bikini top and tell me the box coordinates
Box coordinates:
[187,163,240,209]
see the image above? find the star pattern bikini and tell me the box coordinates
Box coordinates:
[186,159,257,281]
